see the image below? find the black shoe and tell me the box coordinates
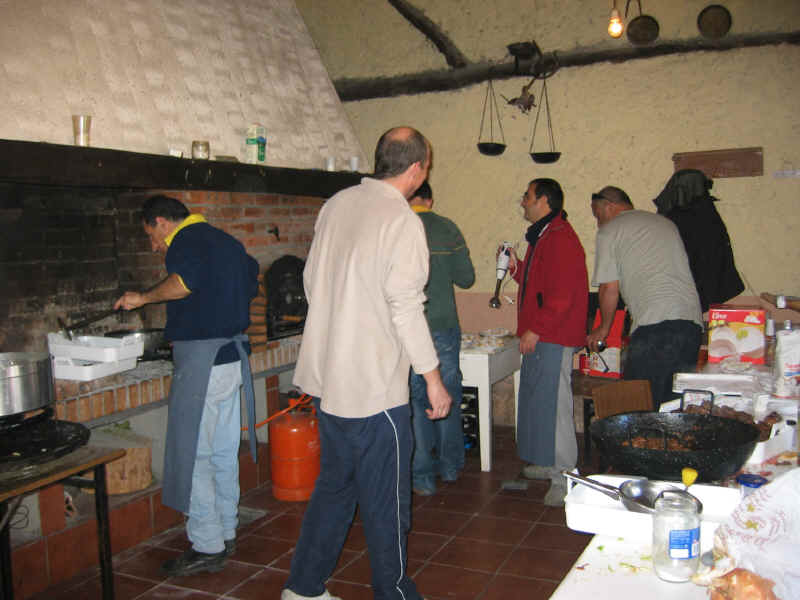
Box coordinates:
[161,548,227,577]
[223,539,236,558]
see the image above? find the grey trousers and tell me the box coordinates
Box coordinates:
[516,342,577,478]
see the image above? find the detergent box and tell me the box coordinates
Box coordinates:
[707,305,766,364]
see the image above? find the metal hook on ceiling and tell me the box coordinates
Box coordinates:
[625,0,642,18]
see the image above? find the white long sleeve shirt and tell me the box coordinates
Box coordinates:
[293,177,439,418]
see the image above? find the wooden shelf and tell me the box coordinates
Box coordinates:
[0,138,360,197]
[672,147,763,178]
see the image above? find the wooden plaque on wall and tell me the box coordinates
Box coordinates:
[672,147,763,178]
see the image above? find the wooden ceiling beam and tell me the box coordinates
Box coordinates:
[334,31,800,102]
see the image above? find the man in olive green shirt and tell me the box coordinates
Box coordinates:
[409,181,475,494]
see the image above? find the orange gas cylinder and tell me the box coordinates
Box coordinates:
[268,404,320,501]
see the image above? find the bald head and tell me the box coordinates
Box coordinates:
[374,127,430,180]
[592,186,633,207]
[591,185,633,226]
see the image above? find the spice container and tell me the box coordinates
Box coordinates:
[736,473,768,497]
[652,490,700,582]
[191,141,210,159]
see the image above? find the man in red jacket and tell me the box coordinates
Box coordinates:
[507,178,588,506]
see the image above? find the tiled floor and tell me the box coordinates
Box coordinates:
[33,426,595,600]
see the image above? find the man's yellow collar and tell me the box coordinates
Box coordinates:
[165,214,206,247]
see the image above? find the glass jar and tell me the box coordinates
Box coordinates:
[652,490,701,582]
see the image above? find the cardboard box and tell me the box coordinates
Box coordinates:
[707,304,766,364]
[589,309,626,379]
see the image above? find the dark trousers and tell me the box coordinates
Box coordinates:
[624,319,702,409]
[285,400,420,600]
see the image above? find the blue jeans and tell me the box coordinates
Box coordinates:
[409,328,464,493]
[286,400,421,600]
[624,320,702,409]
[186,361,242,554]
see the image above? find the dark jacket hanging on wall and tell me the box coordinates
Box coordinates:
[653,169,744,313]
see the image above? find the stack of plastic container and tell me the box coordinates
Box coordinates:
[47,332,144,381]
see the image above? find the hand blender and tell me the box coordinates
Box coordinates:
[489,242,512,308]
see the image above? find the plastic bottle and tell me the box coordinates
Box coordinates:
[245,123,266,164]
[736,473,768,497]
[652,490,700,582]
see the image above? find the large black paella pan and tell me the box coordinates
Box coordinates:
[590,411,760,482]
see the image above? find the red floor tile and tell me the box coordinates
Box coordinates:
[519,523,592,553]
[333,554,372,585]
[500,546,581,581]
[255,513,305,541]
[136,584,218,599]
[410,508,471,536]
[226,567,288,600]
[342,522,368,551]
[413,562,492,600]
[455,514,533,546]
[479,495,546,521]
[34,426,596,599]
[115,546,180,582]
[481,573,558,600]
[429,537,514,573]
[230,535,294,566]
[406,531,450,562]
[422,490,492,513]
[161,560,262,595]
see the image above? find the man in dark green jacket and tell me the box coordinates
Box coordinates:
[409,181,475,495]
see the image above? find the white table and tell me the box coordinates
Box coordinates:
[459,343,521,472]
[550,534,707,599]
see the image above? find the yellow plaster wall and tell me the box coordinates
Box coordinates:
[296,1,800,301]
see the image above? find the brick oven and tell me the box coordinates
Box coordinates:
[0,138,363,422]
[0,138,363,596]
[0,139,359,354]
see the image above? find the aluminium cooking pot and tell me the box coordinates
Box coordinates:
[590,411,760,482]
[0,352,55,418]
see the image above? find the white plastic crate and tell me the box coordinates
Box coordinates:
[52,356,138,381]
[564,472,741,552]
[48,332,144,363]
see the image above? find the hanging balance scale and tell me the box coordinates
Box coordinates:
[529,78,560,164]
[477,78,507,156]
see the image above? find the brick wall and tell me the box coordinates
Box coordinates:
[0,185,323,352]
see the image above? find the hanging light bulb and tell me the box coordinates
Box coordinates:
[608,3,624,38]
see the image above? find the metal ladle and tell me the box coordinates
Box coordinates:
[58,308,122,340]
[562,471,702,514]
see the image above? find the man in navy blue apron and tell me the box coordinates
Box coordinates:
[115,195,259,576]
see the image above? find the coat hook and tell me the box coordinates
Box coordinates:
[268,226,280,241]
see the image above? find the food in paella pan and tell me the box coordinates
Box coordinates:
[672,400,780,442]
[621,433,699,451]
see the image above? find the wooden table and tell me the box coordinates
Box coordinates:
[460,343,521,472]
[0,445,126,600]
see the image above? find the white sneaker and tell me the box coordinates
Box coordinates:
[544,479,568,507]
[281,588,342,600]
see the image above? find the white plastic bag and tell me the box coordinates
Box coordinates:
[773,329,800,399]
[712,469,800,599]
